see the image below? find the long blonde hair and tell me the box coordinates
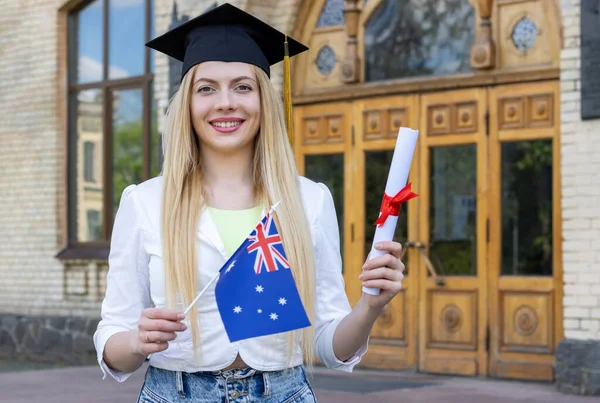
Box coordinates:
[160,64,316,366]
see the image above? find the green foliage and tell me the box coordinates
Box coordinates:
[112,119,143,217]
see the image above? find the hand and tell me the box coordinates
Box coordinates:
[359,241,405,310]
[132,308,187,356]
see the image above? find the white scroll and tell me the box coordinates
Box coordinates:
[363,127,419,296]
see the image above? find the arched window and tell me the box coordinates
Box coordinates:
[364,0,475,82]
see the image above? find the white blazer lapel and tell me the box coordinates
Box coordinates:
[198,207,228,260]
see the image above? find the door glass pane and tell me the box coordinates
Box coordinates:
[501,140,553,276]
[71,0,103,84]
[109,0,145,79]
[365,0,474,82]
[112,88,143,219]
[365,151,409,271]
[430,145,477,276]
[304,154,344,265]
[72,89,104,241]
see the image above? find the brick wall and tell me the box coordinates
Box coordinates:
[0,0,75,317]
[560,0,600,340]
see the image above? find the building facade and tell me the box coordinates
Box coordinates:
[0,0,598,393]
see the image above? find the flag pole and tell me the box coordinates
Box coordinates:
[183,274,219,315]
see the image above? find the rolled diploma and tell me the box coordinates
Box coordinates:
[363,127,419,296]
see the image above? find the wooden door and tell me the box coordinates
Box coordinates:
[351,95,420,369]
[487,81,562,381]
[293,101,355,301]
[294,82,563,379]
[417,88,489,376]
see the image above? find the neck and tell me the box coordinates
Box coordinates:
[200,147,254,185]
[200,145,257,210]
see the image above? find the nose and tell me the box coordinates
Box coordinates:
[215,89,236,111]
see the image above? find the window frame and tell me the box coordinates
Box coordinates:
[57,0,155,260]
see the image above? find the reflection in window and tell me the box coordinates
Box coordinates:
[304,154,344,267]
[317,0,345,28]
[501,141,553,276]
[109,0,145,79]
[87,210,102,241]
[67,0,155,244]
[84,141,95,182]
[112,88,144,219]
[71,0,103,84]
[72,89,104,242]
[430,145,477,276]
[150,85,162,177]
[365,0,475,82]
[365,151,409,272]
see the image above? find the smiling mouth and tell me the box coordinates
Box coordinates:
[210,120,244,128]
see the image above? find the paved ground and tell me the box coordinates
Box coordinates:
[0,364,597,402]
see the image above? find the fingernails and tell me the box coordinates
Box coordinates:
[358,274,364,280]
[177,313,185,320]
[181,323,187,331]
[375,243,382,249]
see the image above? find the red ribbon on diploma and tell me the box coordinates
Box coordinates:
[374,183,419,227]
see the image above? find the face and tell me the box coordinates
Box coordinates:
[189,61,261,155]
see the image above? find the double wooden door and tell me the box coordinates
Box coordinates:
[294,81,562,380]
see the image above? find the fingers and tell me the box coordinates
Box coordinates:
[363,251,405,272]
[143,329,178,344]
[360,267,403,283]
[143,308,184,321]
[360,278,403,294]
[136,308,187,356]
[373,241,403,259]
[138,336,171,355]
[139,317,187,333]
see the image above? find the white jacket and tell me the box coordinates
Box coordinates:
[93,176,367,382]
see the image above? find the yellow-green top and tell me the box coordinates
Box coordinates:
[206,205,263,256]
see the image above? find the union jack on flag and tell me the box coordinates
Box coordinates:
[214,207,311,342]
[247,213,289,274]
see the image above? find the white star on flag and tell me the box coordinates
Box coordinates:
[225,260,236,273]
[257,309,262,313]
[255,285,264,293]
[233,306,242,314]
[278,297,287,305]
[270,313,278,320]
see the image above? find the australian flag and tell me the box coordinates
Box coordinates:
[215,211,311,343]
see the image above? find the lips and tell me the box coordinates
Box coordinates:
[209,117,245,133]
[211,120,243,128]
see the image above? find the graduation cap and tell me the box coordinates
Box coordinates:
[146,2,308,144]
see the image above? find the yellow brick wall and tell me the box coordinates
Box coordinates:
[560,0,600,340]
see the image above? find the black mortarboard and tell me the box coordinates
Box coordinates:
[145,2,308,80]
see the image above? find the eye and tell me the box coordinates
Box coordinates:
[196,86,215,94]
[235,84,253,92]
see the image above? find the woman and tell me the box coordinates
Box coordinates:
[94,3,405,402]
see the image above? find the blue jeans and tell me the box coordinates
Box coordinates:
[137,365,318,402]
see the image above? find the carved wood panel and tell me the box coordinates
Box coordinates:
[362,107,409,140]
[370,290,407,343]
[498,93,554,130]
[500,291,553,353]
[427,101,478,135]
[427,290,478,350]
[301,113,346,145]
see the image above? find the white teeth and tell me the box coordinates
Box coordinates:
[212,121,242,128]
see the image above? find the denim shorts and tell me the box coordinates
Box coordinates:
[137,365,318,403]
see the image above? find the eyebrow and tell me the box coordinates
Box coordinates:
[193,76,256,86]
